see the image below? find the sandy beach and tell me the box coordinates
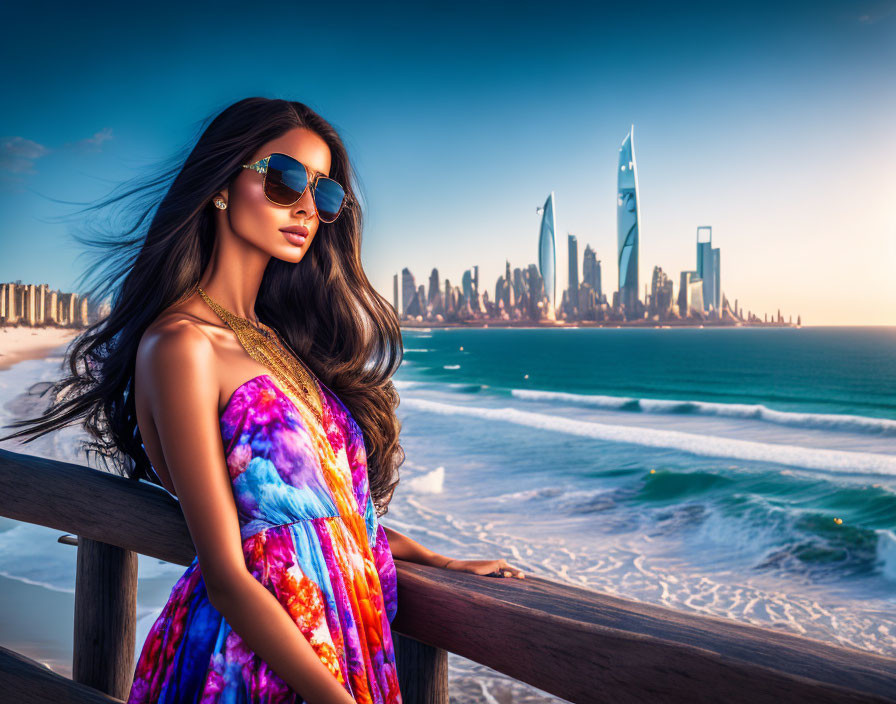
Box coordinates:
[0,326,83,372]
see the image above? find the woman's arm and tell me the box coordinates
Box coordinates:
[381,524,526,579]
[382,524,452,567]
[138,325,355,704]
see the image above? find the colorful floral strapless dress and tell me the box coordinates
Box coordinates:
[127,373,401,703]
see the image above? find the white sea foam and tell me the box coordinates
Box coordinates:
[511,388,896,436]
[392,379,424,390]
[394,491,896,658]
[400,397,896,476]
[404,465,445,494]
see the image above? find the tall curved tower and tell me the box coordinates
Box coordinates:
[617,125,641,315]
[538,191,557,310]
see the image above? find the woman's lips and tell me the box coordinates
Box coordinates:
[280,227,308,246]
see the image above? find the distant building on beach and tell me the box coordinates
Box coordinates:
[0,280,106,328]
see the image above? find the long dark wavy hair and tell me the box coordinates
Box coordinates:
[0,97,404,517]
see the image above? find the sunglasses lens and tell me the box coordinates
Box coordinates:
[314,177,347,223]
[265,153,308,205]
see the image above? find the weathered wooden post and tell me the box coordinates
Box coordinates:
[72,536,139,700]
[393,632,448,704]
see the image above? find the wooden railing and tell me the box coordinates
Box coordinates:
[1,447,895,703]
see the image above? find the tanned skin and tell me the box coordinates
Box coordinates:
[135,127,524,703]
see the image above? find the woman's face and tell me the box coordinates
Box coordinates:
[220,127,333,263]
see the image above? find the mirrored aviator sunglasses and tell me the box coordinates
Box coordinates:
[241,152,351,223]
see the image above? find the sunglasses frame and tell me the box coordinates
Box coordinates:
[241,152,354,223]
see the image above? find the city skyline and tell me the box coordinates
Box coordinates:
[1,1,893,325]
[392,208,796,326]
[393,125,787,325]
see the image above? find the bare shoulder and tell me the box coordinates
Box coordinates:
[135,306,221,415]
[138,315,214,381]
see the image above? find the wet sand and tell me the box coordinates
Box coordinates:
[0,326,83,372]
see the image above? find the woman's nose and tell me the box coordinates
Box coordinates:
[293,183,317,220]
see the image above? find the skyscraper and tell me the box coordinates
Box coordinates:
[401,267,417,314]
[402,268,423,318]
[427,268,439,303]
[393,273,399,314]
[711,248,720,311]
[617,125,641,315]
[696,226,721,312]
[679,270,703,317]
[567,233,579,311]
[583,245,602,300]
[461,269,473,304]
[537,191,557,310]
[650,266,674,316]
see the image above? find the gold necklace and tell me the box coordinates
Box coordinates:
[195,285,324,424]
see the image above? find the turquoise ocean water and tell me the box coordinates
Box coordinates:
[387,326,896,698]
[1,326,894,702]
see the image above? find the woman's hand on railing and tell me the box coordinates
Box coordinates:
[441,557,525,579]
[379,524,525,578]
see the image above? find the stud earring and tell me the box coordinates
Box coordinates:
[214,198,227,210]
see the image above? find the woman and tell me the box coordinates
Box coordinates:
[1,97,524,703]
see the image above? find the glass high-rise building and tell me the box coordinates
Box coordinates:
[427,268,440,304]
[401,267,417,315]
[696,226,721,312]
[461,269,473,304]
[538,191,557,310]
[617,125,641,315]
[567,233,579,310]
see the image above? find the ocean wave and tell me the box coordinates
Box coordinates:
[392,379,424,389]
[511,388,896,436]
[399,493,896,657]
[404,466,445,494]
[878,529,896,582]
[393,379,488,394]
[399,397,896,476]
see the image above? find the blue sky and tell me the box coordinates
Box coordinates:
[2,0,894,324]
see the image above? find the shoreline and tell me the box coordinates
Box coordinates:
[0,326,83,372]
